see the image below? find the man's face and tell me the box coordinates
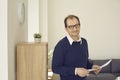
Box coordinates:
[65,18,80,37]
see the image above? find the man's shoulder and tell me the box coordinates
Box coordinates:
[81,37,88,43]
[81,37,87,41]
[56,37,69,47]
[58,37,68,44]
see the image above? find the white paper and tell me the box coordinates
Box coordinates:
[100,59,112,68]
[88,69,96,72]
[88,59,112,72]
[116,77,120,80]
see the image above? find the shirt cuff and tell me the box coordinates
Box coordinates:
[75,68,77,75]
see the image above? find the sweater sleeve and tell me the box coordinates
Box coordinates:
[87,59,93,69]
[52,42,76,76]
[84,38,93,69]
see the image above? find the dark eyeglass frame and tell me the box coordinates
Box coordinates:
[67,23,80,30]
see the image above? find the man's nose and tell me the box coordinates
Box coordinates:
[73,26,77,30]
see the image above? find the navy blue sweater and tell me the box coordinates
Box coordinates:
[52,37,93,80]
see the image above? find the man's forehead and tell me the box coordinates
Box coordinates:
[67,18,79,23]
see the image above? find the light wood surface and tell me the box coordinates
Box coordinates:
[17,42,47,80]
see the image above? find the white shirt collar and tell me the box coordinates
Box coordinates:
[67,35,82,45]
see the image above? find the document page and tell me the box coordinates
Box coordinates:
[88,59,112,72]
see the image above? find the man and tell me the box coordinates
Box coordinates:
[52,15,101,80]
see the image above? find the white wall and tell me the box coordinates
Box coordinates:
[39,0,48,42]
[28,0,48,42]
[0,0,8,80]
[8,0,28,80]
[28,0,39,42]
[48,0,120,59]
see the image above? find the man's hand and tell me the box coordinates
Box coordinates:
[92,65,101,74]
[76,68,89,77]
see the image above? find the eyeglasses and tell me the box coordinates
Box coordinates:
[67,24,80,30]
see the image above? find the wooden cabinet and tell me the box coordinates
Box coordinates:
[17,42,47,80]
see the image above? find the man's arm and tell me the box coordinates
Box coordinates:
[52,43,76,76]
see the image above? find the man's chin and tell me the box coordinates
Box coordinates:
[73,33,79,36]
[72,35,79,37]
